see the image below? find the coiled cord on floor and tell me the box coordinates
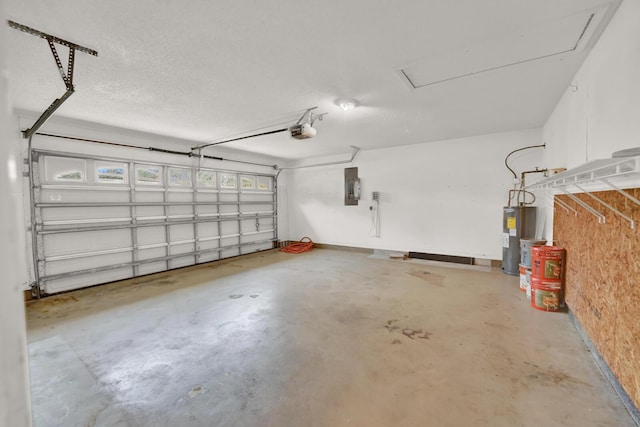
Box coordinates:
[280,237,314,254]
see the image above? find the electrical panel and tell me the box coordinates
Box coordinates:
[344,167,360,205]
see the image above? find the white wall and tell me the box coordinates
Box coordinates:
[0,1,32,424]
[543,0,640,167]
[284,129,543,260]
[541,0,640,241]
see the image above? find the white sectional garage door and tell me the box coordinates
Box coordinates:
[31,150,277,295]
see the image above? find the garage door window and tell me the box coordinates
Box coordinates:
[95,162,128,184]
[169,167,192,187]
[197,170,217,188]
[45,156,86,183]
[257,176,272,191]
[219,173,237,189]
[240,175,255,190]
[136,165,162,185]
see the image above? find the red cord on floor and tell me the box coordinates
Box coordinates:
[280,237,314,254]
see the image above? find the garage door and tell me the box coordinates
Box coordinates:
[31,149,277,295]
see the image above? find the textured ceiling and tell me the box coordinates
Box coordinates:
[5,0,620,160]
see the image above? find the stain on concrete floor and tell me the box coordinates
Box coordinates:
[188,385,207,398]
[523,361,587,386]
[409,270,445,287]
[385,319,431,340]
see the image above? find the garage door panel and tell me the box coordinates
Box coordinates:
[220,237,239,248]
[33,151,277,294]
[136,206,165,219]
[240,218,266,232]
[197,205,220,217]
[220,248,240,258]
[137,227,166,246]
[198,252,220,263]
[195,192,218,201]
[45,252,133,276]
[199,239,220,251]
[242,233,273,245]
[219,206,239,216]
[44,267,132,294]
[167,205,194,218]
[41,206,131,223]
[197,223,218,239]
[166,192,193,202]
[220,221,239,235]
[240,244,268,255]
[169,255,195,269]
[137,261,167,276]
[169,242,195,255]
[44,229,132,257]
[242,193,273,203]
[40,188,129,203]
[168,224,194,241]
[240,204,273,215]
[137,247,167,261]
[134,191,164,202]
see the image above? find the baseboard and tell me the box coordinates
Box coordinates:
[289,242,498,267]
[312,243,374,254]
[569,309,640,426]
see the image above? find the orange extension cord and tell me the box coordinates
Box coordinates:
[279,237,314,254]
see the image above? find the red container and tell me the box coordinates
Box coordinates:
[530,277,563,312]
[519,264,527,292]
[530,277,561,291]
[531,246,565,280]
[531,288,562,312]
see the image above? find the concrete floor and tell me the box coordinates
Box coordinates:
[26,248,635,427]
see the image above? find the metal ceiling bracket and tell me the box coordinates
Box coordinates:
[296,107,328,126]
[295,107,318,124]
[7,21,98,56]
[559,187,606,223]
[7,20,98,138]
[574,184,635,229]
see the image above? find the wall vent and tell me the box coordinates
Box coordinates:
[408,252,474,265]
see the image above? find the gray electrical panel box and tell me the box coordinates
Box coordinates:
[344,167,360,206]
[502,206,536,275]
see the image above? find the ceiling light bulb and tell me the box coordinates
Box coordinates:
[337,99,358,112]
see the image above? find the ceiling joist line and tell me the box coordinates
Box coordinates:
[7,20,98,138]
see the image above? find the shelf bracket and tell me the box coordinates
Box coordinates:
[600,178,640,207]
[554,197,578,216]
[573,184,635,229]
[559,188,606,223]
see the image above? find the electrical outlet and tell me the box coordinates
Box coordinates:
[372,191,379,201]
